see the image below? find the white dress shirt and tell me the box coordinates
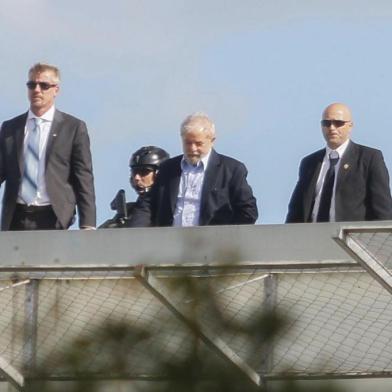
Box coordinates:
[17,106,55,206]
[173,150,211,227]
[311,139,350,222]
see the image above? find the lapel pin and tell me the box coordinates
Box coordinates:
[343,163,349,170]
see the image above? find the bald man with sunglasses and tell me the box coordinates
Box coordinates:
[286,103,392,223]
[0,63,96,230]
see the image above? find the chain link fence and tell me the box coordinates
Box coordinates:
[0,225,392,390]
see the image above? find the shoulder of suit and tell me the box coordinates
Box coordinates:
[1,113,28,137]
[1,112,28,127]
[210,151,246,168]
[54,109,85,125]
[2,110,85,127]
[300,142,383,164]
[159,154,182,170]
[349,141,382,155]
[301,148,325,163]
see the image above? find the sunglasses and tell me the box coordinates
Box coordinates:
[321,119,350,128]
[26,81,57,91]
[131,167,154,176]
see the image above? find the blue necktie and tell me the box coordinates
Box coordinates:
[20,118,41,205]
[317,151,339,222]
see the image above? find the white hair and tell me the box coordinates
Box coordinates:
[180,112,216,138]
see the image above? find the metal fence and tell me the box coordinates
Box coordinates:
[0,224,392,390]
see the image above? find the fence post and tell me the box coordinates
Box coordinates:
[260,274,277,389]
[24,279,39,375]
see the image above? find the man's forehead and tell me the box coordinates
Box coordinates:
[30,70,55,80]
[183,130,208,140]
[323,112,352,124]
[323,109,346,119]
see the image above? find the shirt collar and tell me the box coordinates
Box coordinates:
[326,138,350,158]
[27,105,55,123]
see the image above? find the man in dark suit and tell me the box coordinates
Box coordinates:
[0,63,96,230]
[130,113,258,227]
[286,102,392,223]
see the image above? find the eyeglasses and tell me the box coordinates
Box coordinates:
[321,119,350,128]
[131,167,154,177]
[26,81,57,91]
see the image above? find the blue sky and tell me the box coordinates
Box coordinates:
[1,0,392,225]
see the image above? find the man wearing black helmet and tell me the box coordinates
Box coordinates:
[99,146,169,228]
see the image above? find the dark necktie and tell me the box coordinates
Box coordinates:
[317,151,339,222]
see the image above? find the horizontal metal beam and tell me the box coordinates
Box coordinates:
[0,222,365,267]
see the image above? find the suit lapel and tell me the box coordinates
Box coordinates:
[45,109,62,168]
[199,150,219,224]
[336,140,356,191]
[15,114,28,174]
[168,157,182,214]
[303,149,324,220]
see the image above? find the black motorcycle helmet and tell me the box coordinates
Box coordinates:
[129,146,169,194]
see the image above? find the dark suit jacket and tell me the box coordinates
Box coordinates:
[130,149,258,226]
[0,110,96,229]
[286,141,392,223]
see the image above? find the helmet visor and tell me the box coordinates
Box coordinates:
[131,166,155,177]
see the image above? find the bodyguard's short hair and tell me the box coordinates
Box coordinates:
[180,112,216,139]
[28,63,61,84]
